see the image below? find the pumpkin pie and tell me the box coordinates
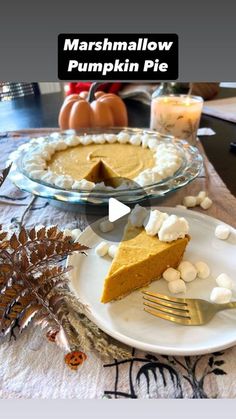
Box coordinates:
[22,132,183,190]
[101,222,190,303]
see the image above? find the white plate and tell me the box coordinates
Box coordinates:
[68,207,236,355]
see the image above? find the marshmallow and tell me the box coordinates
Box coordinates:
[80,135,93,145]
[54,175,73,189]
[95,241,109,257]
[195,261,210,279]
[129,205,148,228]
[176,205,187,210]
[168,279,186,294]
[163,267,180,282]
[158,215,189,242]
[215,224,230,240]
[178,261,197,282]
[92,134,106,144]
[71,228,81,242]
[30,170,47,180]
[72,179,95,190]
[117,132,130,144]
[25,163,46,171]
[99,220,114,233]
[210,287,232,304]
[41,172,57,184]
[141,134,150,148]
[105,134,117,143]
[65,136,80,146]
[216,273,233,290]
[108,245,118,259]
[144,210,168,236]
[196,191,207,205]
[183,196,197,208]
[54,141,68,151]
[147,138,159,149]
[200,197,212,210]
[130,135,142,146]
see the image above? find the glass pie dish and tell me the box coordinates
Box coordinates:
[10,127,203,207]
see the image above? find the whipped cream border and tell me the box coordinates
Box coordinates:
[9,131,183,191]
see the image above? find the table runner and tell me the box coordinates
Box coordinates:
[0,132,235,399]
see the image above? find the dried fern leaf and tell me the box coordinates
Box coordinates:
[0,223,130,361]
[19,304,42,330]
[0,164,12,187]
[9,233,20,250]
[18,228,28,245]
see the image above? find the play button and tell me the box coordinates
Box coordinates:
[108,198,131,222]
[84,176,151,242]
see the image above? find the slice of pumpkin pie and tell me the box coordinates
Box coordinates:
[101,208,190,303]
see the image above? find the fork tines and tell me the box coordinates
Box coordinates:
[142,290,192,325]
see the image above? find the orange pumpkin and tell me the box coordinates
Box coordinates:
[59,83,128,130]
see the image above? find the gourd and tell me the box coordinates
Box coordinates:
[59,82,128,129]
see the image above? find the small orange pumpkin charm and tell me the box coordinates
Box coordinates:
[59,82,128,130]
[64,351,87,371]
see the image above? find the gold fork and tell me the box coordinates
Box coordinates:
[142,290,236,325]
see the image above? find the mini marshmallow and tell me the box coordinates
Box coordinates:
[195,261,210,279]
[108,245,118,259]
[183,196,197,208]
[200,197,212,210]
[80,135,93,145]
[54,141,68,151]
[163,267,180,282]
[104,134,117,143]
[216,273,233,290]
[65,135,80,146]
[92,134,106,144]
[144,210,168,236]
[54,175,73,189]
[99,220,114,233]
[129,205,148,227]
[147,138,159,149]
[141,134,150,148]
[72,179,95,190]
[215,224,230,240]
[176,205,187,210]
[210,287,232,304]
[130,135,142,146]
[168,279,186,294]
[95,241,109,257]
[178,261,197,282]
[71,228,81,242]
[117,132,130,144]
[196,191,207,205]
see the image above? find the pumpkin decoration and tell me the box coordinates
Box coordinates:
[64,351,87,370]
[59,82,128,130]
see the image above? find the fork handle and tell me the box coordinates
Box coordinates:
[216,301,236,311]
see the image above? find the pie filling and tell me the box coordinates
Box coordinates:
[48,143,155,187]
